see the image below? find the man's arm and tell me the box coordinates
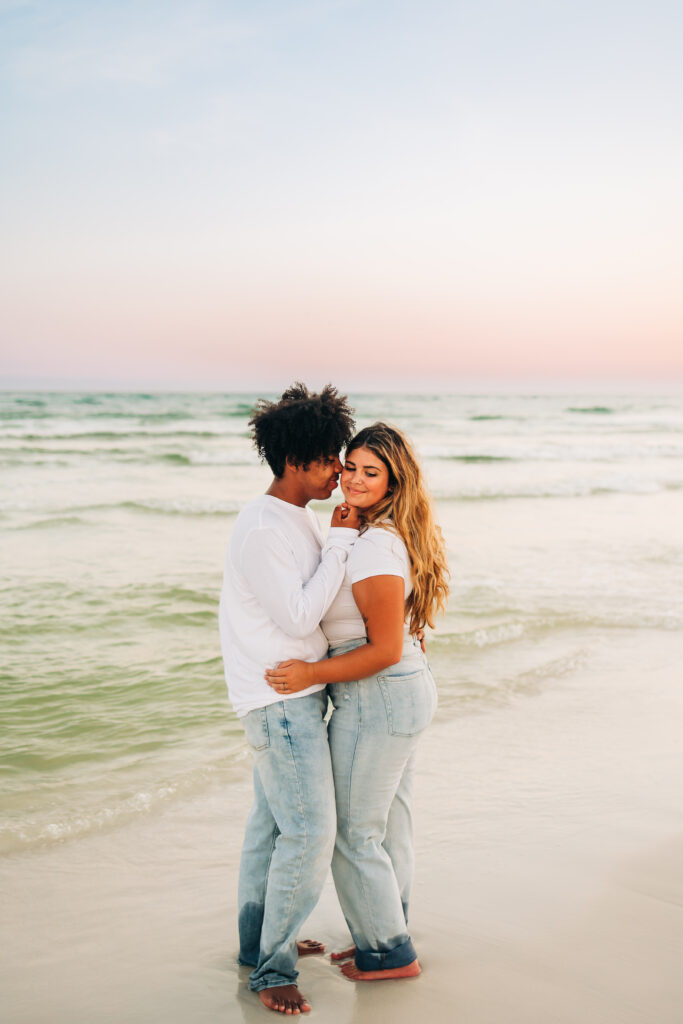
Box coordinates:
[240,522,358,639]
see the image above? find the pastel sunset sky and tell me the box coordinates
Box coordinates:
[2,0,682,390]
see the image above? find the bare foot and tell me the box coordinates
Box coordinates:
[259,985,311,1014]
[340,959,421,982]
[330,946,356,962]
[297,939,325,957]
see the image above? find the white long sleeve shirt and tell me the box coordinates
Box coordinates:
[219,493,358,717]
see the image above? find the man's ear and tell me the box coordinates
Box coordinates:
[283,458,300,475]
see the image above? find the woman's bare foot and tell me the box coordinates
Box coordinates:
[259,985,311,1014]
[297,939,325,957]
[340,959,421,981]
[330,946,356,962]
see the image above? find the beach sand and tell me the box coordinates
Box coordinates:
[3,627,683,1024]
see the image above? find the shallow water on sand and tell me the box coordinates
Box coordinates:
[2,628,682,1024]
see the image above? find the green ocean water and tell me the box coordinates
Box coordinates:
[2,390,682,854]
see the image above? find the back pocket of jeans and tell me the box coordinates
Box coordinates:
[243,708,270,750]
[378,669,436,737]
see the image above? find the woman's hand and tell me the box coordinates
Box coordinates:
[265,660,318,695]
[330,502,361,530]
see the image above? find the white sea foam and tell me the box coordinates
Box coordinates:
[0,745,249,855]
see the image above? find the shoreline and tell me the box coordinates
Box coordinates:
[2,628,683,1023]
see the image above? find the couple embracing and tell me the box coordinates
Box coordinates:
[219,383,448,1014]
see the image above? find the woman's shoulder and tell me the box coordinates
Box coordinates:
[362,519,403,540]
[353,521,409,565]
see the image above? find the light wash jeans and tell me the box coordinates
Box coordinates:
[327,636,437,971]
[237,689,335,992]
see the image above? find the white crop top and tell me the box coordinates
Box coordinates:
[321,524,413,644]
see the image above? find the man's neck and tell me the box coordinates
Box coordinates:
[266,477,308,507]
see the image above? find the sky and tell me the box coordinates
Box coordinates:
[1,0,682,390]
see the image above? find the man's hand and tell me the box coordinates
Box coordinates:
[416,628,426,653]
[331,502,361,530]
[266,660,318,694]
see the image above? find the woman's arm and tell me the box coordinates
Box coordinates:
[265,575,405,691]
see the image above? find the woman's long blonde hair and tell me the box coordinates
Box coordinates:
[346,422,449,633]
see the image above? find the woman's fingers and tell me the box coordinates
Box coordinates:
[265,668,294,689]
[265,663,292,680]
[264,660,310,692]
[266,678,290,692]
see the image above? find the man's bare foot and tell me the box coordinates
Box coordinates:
[297,939,325,957]
[258,985,311,1014]
[330,946,356,962]
[340,959,421,981]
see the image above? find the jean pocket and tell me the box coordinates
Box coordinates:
[377,668,437,737]
[242,708,270,750]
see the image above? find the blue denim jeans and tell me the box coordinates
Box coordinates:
[327,637,437,971]
[237,689,336,992]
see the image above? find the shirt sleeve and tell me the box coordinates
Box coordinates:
[239,525,358,639]
[349,528,409,585]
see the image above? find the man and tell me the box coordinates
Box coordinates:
[219,382,359,1015]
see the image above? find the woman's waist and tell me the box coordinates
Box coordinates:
[328,634,423,661]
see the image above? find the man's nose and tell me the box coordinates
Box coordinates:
[333,456,343,473]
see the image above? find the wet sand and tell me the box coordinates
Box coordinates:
[2,628,683,1023]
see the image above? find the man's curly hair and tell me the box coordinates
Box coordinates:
[249,382,355,478]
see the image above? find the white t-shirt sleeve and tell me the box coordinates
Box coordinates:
[349,527,410,585]
[240,525,358,639]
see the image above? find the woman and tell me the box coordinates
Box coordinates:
[266,422,449,981]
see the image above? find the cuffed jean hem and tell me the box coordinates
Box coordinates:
[249,970,299,993]
[355,936,418,971]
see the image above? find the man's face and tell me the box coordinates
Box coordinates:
[299,454,343,501]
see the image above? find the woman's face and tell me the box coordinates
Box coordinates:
[341,446,391,510]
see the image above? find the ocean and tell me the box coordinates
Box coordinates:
[2,388,682,858]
